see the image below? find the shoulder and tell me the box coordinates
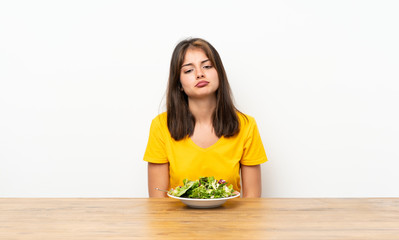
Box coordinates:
[152,112,167,122]
[236,111,259,137]
[150,112,168,129]
[237,111,256,128]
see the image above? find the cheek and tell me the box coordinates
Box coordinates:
[211,72,220,87]
[209,69,219,79]
[179,76,187,87]
[180,74,194,87]
[215,79,220,90]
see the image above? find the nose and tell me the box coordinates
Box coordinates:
[196,69,205,79]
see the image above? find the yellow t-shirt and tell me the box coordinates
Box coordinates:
[143,112,267,192]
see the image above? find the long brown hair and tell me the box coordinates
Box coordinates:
[166,38,242,140]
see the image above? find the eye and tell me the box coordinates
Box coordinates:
[203,65,213,69]
[183,69,193,74]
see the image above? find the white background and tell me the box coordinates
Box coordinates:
[1,1,398,197]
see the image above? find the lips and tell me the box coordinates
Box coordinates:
[195,81,209,87]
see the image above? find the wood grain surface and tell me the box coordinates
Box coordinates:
[1,198,398,239]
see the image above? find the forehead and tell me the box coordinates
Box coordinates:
[182,48,208,63]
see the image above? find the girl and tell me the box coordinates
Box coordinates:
[144,38,267,198]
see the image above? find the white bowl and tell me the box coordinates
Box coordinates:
[167,192,240,208]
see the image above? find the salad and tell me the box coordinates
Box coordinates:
[168,176,239,199]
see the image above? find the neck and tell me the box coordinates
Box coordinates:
[188,96,216,124]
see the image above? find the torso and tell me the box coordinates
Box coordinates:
[190,123,219,149]
[143,112,268,192]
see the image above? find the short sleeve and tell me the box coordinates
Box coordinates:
[240,118,268,165]
[143,117,169,164]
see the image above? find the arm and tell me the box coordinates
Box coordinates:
[241,164,262,198]
[148,162,169,198]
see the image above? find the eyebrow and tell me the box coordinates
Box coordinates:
[181,59,210,68]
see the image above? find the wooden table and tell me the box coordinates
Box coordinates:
[1,198,398,239]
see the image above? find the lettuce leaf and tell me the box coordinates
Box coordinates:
[168,176,237,199]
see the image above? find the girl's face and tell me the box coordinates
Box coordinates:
[180,48,219,100]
